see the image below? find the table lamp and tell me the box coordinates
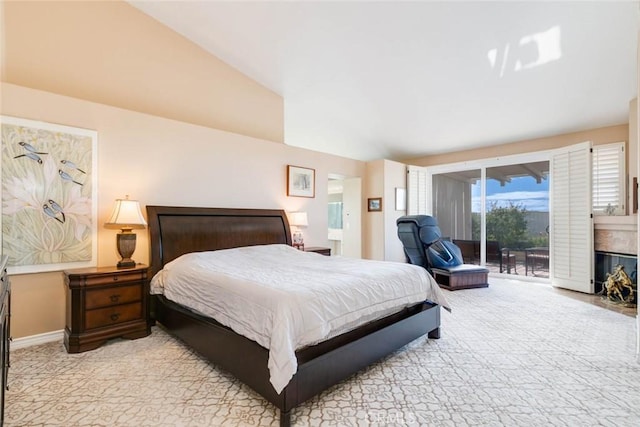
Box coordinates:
[105,196,147,268]
[289,211,308,249]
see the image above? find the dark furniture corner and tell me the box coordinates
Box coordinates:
[303,246,331,256]
[498,247,518,274]
[432,265,489,290]
[64,264,150,353]
[455,239,517,274]
[525,247,550,276]
[452,239,480,264]
[0,256,10,426]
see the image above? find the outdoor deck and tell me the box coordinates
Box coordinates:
[485,249,550,279]
[455,241,549,279]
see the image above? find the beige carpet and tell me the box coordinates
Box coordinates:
[6,278,640,426]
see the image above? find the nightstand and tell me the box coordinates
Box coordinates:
[64,264,150,353]
[304,246,331,256]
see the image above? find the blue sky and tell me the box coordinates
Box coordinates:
[472,175,549,212]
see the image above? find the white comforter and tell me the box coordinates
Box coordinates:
[150,244,449,393]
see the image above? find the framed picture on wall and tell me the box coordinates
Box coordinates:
[368,197,382,212]
[1,115,98,274]
[287,165,315,198]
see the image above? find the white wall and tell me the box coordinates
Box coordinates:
[342,177,363,258]
[383,160,408,263]
[629,26,640,362]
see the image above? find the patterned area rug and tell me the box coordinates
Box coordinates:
[6,278,640,426]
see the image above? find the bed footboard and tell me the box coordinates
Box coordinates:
[154,295,440,426]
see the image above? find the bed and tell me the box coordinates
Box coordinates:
[146,205,444,426]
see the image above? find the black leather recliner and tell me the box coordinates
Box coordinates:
[397,215,489,290]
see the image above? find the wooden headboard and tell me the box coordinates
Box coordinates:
[146,206,292,277]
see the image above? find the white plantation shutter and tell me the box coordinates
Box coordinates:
[592,142,625,215]
[406,165,428,215]
[550,141,594,293]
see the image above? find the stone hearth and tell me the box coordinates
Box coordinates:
[593,216,637,255]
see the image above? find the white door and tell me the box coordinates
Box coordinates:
[342,177,362,258]
[550,141,594,293]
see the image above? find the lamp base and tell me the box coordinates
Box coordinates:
[117,259,137,269]
[116,232,137,269]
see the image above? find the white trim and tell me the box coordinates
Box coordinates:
[11,329,64,350]
[422,147,553,176]
[636,21,639,361]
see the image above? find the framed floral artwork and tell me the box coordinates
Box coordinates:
[1,116,98,274]
[287,165,315,198]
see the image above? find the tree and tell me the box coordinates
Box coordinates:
[472,201,530,248]
[486,201,529,248]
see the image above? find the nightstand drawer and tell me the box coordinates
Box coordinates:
[82,272,145,286]
[85,284,141,309]
[85,302,142,330]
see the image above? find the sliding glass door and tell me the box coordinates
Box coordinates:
[485,162,549,277]
[429,157,550,278]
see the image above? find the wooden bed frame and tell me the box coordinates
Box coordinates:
[146,205,442,426]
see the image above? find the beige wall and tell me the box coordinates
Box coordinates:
[1,0,283,143]
[364,160,384,260]
[1,83,364,338]
[364,159,406,262]
[407,124,629,167]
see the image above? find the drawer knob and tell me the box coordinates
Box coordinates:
[112,276,118,281]
[110,294,120,303]
[110,313,120,322]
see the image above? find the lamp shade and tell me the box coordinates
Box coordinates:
[105,197,147,230]
[289,211,308,227]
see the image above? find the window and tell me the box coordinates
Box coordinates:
[592,142,625,215]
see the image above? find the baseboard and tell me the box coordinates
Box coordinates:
[11,330,64,350]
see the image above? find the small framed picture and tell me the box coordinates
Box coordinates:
[368,197,382,212]
[287,165,315,198]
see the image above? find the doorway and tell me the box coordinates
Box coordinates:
[328,176,362,258]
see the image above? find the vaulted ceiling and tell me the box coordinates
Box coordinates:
[131,1,638,162]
